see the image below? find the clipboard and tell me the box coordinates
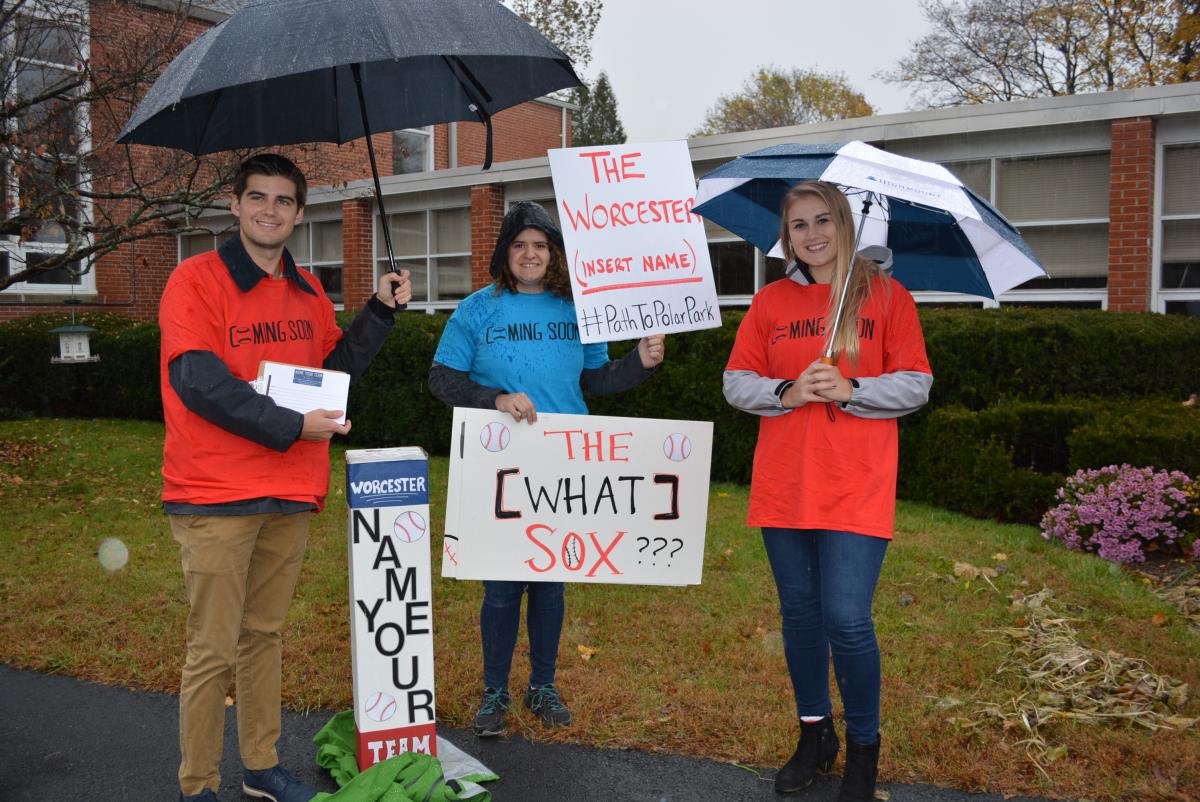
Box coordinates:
[254,361,350,424]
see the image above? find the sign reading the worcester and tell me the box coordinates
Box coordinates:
[443,408,712,586]
[548,141,721,344]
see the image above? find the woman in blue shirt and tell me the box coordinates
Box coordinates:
[429,201,664,736]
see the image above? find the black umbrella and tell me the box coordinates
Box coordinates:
[118,0,582,273]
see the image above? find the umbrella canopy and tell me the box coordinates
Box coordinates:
[118,0,581,161]
[692,141,1046,299]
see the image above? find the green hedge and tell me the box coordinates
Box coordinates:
[918,307,1200,409]
[0,313,161,421]
[2,307,1199,497]
[898,399,1200,523]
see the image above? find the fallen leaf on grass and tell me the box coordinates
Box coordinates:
[1151,611,1169,627]
[954,561,998,579]
[576,644,599,661]
[993,553,1009,561]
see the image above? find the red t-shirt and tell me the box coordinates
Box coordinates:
[159,250,343,508]
[726,276,931,539]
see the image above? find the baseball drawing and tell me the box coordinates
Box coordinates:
[662,432,692,462]
[393,510,427,543]
[363,690,397,722]
[479,421,511,452]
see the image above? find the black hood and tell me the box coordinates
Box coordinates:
[489,201,565,278]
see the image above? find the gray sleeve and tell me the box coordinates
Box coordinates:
[580,345,655,396]
[428,361,504,410]
[322,296,395,383]
[840,371,933,419]
[722,369,793,417]
[168,350,303,452]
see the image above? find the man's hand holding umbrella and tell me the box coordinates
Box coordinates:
[376,269,413,309]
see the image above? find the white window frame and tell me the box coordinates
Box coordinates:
[1154,141,1200,314]
[392,126,434,175]
[375,205,471,310]
[1,1,94,297]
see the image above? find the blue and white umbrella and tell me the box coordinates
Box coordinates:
[692,141,1046,299]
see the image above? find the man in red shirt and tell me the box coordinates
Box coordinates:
[160,154,411,802]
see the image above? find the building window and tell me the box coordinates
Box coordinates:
[1160,144,1200,315]
[995,152,1110,292]
[393,128,433,175]
[945,159,991,198]
[377,207,470,304]
[286,220,344,305]
[703,217,755,297]
[1,7,91,295]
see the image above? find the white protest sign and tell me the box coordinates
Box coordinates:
[442,409,711,585]
[548,141,721,343]
[346,447,436,769]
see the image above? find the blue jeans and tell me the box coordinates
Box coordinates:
[481,580,565,690]
[762,528,888,745]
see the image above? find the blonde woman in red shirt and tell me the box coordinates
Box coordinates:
[724,181,932,801]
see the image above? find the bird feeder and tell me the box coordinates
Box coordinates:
[50,324,100,363]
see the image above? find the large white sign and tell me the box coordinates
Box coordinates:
[548,141,721,344]
[442,409,712,585]
[346,447,436,770]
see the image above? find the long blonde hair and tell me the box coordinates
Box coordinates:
[779,181,888,364]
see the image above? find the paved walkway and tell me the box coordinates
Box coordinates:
[0,665,1061,802]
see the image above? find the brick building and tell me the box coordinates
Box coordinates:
[0,0,574,321]
[3,2,1199,319]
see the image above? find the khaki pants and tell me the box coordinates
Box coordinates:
[170,512,310,796]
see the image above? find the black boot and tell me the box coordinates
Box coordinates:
[774,716,840,794]
[837,733,880,802]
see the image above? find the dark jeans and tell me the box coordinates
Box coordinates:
[762,528,888,745]
[480,580,565,690]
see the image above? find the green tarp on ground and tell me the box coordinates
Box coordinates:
[313,711,497,802]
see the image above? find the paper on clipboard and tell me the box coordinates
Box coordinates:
[254,361,350,424]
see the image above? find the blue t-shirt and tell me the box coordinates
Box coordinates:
[434,286,610,415]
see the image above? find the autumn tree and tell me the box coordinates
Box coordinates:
[570,71,626,146]
[691,67,875,137]
[505,0,603,68]
[882,0,1200,108]
[1,0,243,292]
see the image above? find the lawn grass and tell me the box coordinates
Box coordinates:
[1,418,1197,800]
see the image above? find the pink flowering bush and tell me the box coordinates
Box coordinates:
[1040,465,1198,564]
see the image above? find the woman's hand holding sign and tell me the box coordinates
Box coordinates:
[496,392,538,424]
[638,334,666,369]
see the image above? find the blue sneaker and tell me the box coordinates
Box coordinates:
[179,790,219,802]
[523,683,572,727]
[242,764,317,802]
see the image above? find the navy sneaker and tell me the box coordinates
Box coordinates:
[472,686,511,736]
[242,764,317,802]
[179,791,219,802]
[523,683,572,727]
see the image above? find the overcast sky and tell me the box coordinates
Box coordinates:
[583,0,932,142]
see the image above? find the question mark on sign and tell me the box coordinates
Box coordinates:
[636,536,650,563]
[652,537,668,557]
[669,539,683,559]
